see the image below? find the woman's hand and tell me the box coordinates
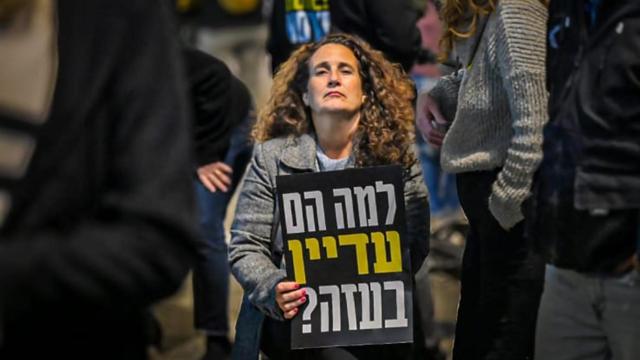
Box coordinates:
[275,281,307,319]
[197,161,233,193]
[416,92,450,148]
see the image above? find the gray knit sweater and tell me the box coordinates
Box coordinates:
[428,0,548,229]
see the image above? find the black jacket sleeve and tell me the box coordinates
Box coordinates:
[0,0,197,323]
[184,48,234,166]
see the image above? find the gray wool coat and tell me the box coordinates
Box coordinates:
[228,133,429,359]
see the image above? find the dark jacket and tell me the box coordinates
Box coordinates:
[183,48,252,166]
[267,0,421,73]
[0,1,197,358]
[530,0,640,272]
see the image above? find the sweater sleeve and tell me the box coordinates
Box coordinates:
[488,0,548,229]
[229,143,287,320]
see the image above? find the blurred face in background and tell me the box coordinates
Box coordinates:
[304,43,364,118]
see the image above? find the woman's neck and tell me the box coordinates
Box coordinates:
[313,111,360,159]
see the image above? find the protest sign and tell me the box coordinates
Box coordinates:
[277,165,413,349]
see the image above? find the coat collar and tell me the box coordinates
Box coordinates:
[280,133,318,171]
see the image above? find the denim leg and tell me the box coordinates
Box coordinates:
[193,111,254,335]
[416,138,460,217]
[417,139,444,215]
[193,180,232,335]
[441,173,459,213]
[535,265,609,360]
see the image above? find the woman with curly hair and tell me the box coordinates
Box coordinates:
[416,0,548,359]
[229,33,429,359]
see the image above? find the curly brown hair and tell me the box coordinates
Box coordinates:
[439,0,548,62]
[253,33,416,169]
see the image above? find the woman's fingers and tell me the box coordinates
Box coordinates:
[208,172,229,192]
[198,173,217,193]
[416,93,448,148]
[275,281,308,318]
[275,281,300,294]
[281,288,306,303]
[283,308,299,320]
[215,162,233,174]
[282,295,307,319]
[427,131,445,147]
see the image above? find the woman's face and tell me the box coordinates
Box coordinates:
[304,44,364,116]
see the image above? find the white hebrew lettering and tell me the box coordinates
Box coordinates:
[333,188,355,229]
[375,181,396,225]
[358,283,383,330]
[341,284,359,331]
[283,192,305,234]
[319,285,341,332]
[353,186,379,227]
[303,191,326,232]
[383,281,408,328]
[302,287,318,334]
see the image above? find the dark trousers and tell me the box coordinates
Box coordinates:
[452,171,544,360]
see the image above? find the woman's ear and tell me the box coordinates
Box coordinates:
[302,93,309,106]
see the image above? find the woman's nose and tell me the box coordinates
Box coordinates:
[328,71,341,87]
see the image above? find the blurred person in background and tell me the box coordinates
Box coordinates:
[176,0,271,107]
[410,3,459,359]
[411,0,460,224]
[267,0,422,74]
[183,47,254,360]
[229,33,429,360]
[530,1,640,359]
[0,0,197,358]
[416,0,548,359]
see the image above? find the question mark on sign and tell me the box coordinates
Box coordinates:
[301,287,317,334]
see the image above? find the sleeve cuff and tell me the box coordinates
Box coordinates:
[488,192,524,230]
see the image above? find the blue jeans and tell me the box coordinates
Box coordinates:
[535,265,640,360]
[192,112,253,336]
[416,136,459,217]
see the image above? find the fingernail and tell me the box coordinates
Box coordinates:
[294,283,300,289]
[300,296,306,303]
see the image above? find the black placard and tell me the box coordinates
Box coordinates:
[277,165,413,349]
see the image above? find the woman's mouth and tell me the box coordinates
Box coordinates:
[324,91,345,98]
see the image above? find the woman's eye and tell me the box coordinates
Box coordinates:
[315,69,328,75]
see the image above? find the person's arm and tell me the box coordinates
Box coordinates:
[0,0,197,319]
[229,143,287,320]
[416,70,463,147]
[184,48,234,167]
[404,159,430,274]
[367,0,422,72]
[489,0,548,229]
